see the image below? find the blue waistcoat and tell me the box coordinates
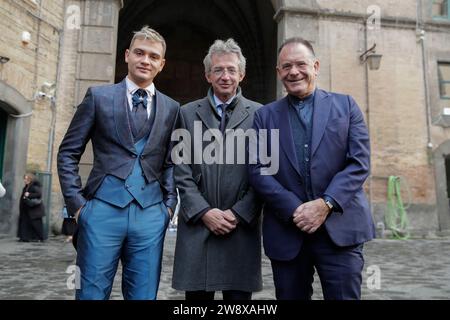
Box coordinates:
[94,129,163,209]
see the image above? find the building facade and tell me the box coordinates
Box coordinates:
[1,0,450,236]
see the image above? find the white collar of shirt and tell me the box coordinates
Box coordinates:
[125,77,155,118]
[213,94,235,107]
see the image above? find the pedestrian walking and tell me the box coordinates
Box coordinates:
[17,173,46,242]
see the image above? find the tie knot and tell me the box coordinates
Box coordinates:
[135,88,147,98]
[132,89,148,109]
[218,104,227,117]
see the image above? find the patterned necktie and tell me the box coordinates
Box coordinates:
[131,89,148,133]
[218,103,228,133]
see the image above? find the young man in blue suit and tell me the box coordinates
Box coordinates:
[57,26,179,300]
[248,37,375,300]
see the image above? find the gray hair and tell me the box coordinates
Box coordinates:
[203,39,246,74]
[130,25,166,57]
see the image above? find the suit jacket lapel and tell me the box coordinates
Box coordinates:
[142,89,167,156]
[276,97,301,176]
[113,79,136,154]
[311,89,332,158]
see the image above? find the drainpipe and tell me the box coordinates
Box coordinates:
[32,1,43,97]
[46,97,56,173]
[417,0,433,155]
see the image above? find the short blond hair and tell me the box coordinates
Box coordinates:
[129,26,166,57]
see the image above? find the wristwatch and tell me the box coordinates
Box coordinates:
[323,198,334,213]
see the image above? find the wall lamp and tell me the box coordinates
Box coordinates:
[0,56,10,64]
[360,44,382,70]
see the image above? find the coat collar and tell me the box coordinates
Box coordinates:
[196,87,249,132]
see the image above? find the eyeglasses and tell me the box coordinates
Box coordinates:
[211,67,239,77]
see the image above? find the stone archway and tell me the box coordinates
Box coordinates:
[115,0,278,105]
[0,81,33,234]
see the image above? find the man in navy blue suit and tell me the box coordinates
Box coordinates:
[248,37,375,300]
[57,26,179,300]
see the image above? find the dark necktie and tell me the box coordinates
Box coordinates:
[131,89,148,133]
[218,103,228,133]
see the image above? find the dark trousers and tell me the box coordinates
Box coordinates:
[270,227,364,300]
[186,290,252,301]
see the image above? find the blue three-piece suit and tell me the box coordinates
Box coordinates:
[57,79,179,299]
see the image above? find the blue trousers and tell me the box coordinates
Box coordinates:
[270,227,364,300]
[75,198,169,300]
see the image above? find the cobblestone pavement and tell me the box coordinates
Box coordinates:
[0,231,449,300]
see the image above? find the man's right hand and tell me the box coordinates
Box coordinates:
[201,208,237,236]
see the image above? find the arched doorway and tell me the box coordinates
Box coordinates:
[434,141,450,231]
[115,0,277,105]
[0,82,32,234]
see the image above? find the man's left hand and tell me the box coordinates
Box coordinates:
[292,198,330,234]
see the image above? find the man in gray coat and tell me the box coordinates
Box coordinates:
[172,39,262,300]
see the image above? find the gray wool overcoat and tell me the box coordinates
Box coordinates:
[172,90,263,292]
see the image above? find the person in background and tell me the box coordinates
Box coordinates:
[17,173,46,242]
